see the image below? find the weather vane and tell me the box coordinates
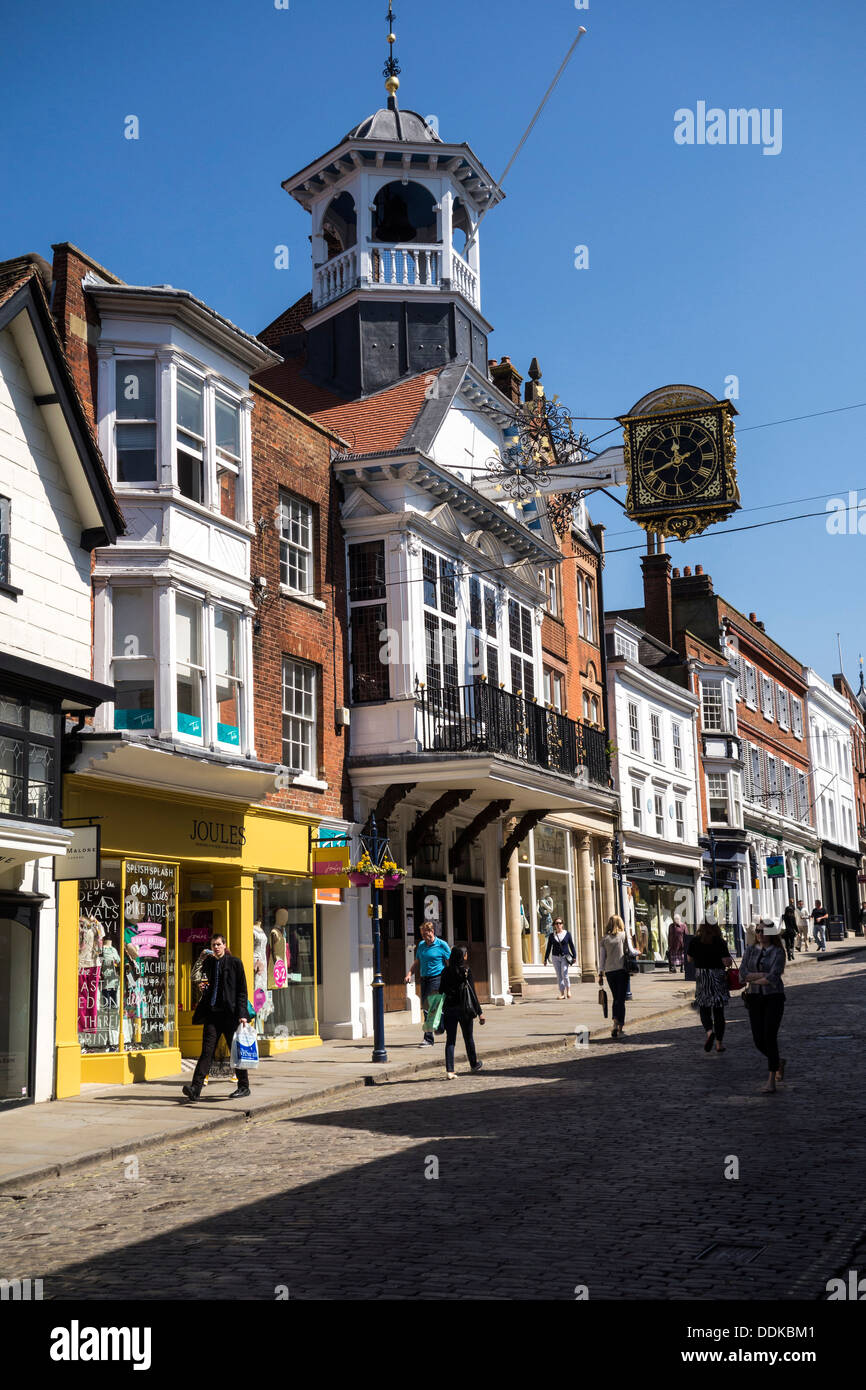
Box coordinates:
[384,2,400,96]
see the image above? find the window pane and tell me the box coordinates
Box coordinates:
[282,661,316,775]
[0,696,25,728]
[0,735,24,815]
[116,423,157,483]
[469,577,482,629]
[113,588,153,658]
[348,542,385,601]
[112,660,155,730]
[487,646,499,687]
[176,667,202,735]
[177,449,204,503]
[483,586,496,636]
[214,610,238,677]
[27,743,54,818]
[534,824,567,870]
[350,606,388,702]
[520,606,533,655]
[215,395,240,457]
[422,551,437,608]
[115,360,155,419]
[175,597,201,666]
[218,466,238,520]
[439,558,456,617]
[177,371,204,437]
[29,702,54,736]
[441,620,458,688]
[217,680,240,745]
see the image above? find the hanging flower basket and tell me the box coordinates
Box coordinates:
[382,871,405,890]
[349,871,374,887]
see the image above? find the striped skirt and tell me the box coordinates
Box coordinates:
[694,966,729,1009]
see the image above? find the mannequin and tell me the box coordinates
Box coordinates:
[520,897,531,963]
[252,919,272,1030]
[537,885,554,959]
[268,907,289,989]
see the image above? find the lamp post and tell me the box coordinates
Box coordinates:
[363,813,388,1064]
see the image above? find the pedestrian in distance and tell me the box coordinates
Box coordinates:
[687,920,734,1053]
[544,915,577,998]
[811,900,829,953]
[794,899,810,952]
[739,917,787,1094]
[667,913,688,973]
[781,902,798,962]
[598,915,630,1039]
[182,933,250,1102]
[440,943,485,1079]
[405,919,452,1047]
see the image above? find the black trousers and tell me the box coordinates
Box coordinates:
[699,1005,726,1042]
[192,1012,249,1089]
[443,1007,478,1071]
[606,969,628,1026]
[747,994,785,1072]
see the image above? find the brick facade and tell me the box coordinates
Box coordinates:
[248,383,352,821]
[556,524,605,728]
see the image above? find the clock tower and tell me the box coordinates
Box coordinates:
[279,16,503,397]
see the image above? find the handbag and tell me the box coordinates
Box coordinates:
[624,947,639,975]
[598,986,608,1018]
[726,965,743,992]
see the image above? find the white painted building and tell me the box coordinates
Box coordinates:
[804,666,859,927]
[0,255,123,1104]
[605,615,703,959]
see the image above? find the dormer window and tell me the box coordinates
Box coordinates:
[115,359,157,483]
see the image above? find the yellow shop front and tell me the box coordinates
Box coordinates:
[57,776,322,1098]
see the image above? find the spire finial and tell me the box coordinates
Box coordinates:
[384,2,400,100]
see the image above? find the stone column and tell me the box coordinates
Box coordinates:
[600,838,616,928]
[577,833,597,981]
[505,840,524,996]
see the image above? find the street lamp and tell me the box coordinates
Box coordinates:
[361,813,389,1064]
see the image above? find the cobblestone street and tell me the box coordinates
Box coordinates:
[2,950,864,1302]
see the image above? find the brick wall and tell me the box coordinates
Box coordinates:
[557,526,604,726]
[50,243,120,433]
[249,384,352,821]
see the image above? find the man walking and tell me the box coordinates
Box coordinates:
[405,920,452,1047]
[781,902,798,961]
[811,899,829,954]
[182,933,250,1101]
[794,899,810,952]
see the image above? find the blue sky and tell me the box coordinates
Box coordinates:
[3,0,864,684]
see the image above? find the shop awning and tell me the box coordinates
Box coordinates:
[821,844,860,870]
[70,736,283,804]
[0,651,115,713]
[0,819,73,871]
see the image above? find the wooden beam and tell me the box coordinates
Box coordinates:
[500,809,551,879]
[448,799,511,874]
[407,789,473,862]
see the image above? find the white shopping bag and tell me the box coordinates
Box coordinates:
[230,1021,260,1070]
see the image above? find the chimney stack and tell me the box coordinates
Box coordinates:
[641,551,673,648]
[489,356,523,406]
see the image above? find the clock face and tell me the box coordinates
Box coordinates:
[635,418,720,504]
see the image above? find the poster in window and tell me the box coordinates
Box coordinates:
[122,861,176,1051]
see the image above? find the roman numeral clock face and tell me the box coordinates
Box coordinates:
[634,416,721,505]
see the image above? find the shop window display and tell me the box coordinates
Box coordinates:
[78,860,177,1054]
[254,876,317,1039]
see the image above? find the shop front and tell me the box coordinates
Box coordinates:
[57,777,323,1097]
[820,844,860,931]
[626,861,702,962]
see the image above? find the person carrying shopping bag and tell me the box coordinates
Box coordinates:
[440,943,485,1079]
[739,917,787,1094]
[182,933,250,1101]
[544,916,577,998]
[598,915,630,1039]
[405,919,452,1048]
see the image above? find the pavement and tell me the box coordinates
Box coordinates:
[0,937,858,1193]
[0,937,863,1302]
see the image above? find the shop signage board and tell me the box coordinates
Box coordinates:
[766,854,785,878]
[313,828,349,902]
[54,824,101,881]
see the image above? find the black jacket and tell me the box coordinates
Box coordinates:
[544,930,577,964]
[192,952,248,1024]
[441,961,482,1019]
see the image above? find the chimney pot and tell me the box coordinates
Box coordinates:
[695,565,703,575]
[683,566,692,577]
[749,612,757,623]
[672,568,680,578]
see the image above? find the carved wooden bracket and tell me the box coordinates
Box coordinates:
[406,788,473,863]
[363,782,417,836]
[448,799,511,874]
[499,808,551,879]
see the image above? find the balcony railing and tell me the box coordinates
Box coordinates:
[314,247,359,308]
[416,682,609,785]
[369,244,441,291]
[451,250,479,307]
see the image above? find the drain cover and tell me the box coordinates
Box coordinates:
[696,1242,765,1266]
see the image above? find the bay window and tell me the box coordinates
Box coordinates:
[707,773,730,823]
[215,393,242,520]
[175,596,204,738]
[115,359,157,483]
[0,693,58,822]
[348,541,388,704]
[111,587,155,730]
[176,370,205,503]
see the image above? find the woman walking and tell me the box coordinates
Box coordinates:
[598,915,630,1038]
[544,916,577,998]
[739,917,787,1094]
[687,921,734,1054]
[440,943,485,1079]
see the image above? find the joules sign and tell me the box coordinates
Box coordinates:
[189,819,246,849]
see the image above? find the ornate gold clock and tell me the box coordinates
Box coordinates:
[619,385,740,539]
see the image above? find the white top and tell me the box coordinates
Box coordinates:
[599,933,627,974]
